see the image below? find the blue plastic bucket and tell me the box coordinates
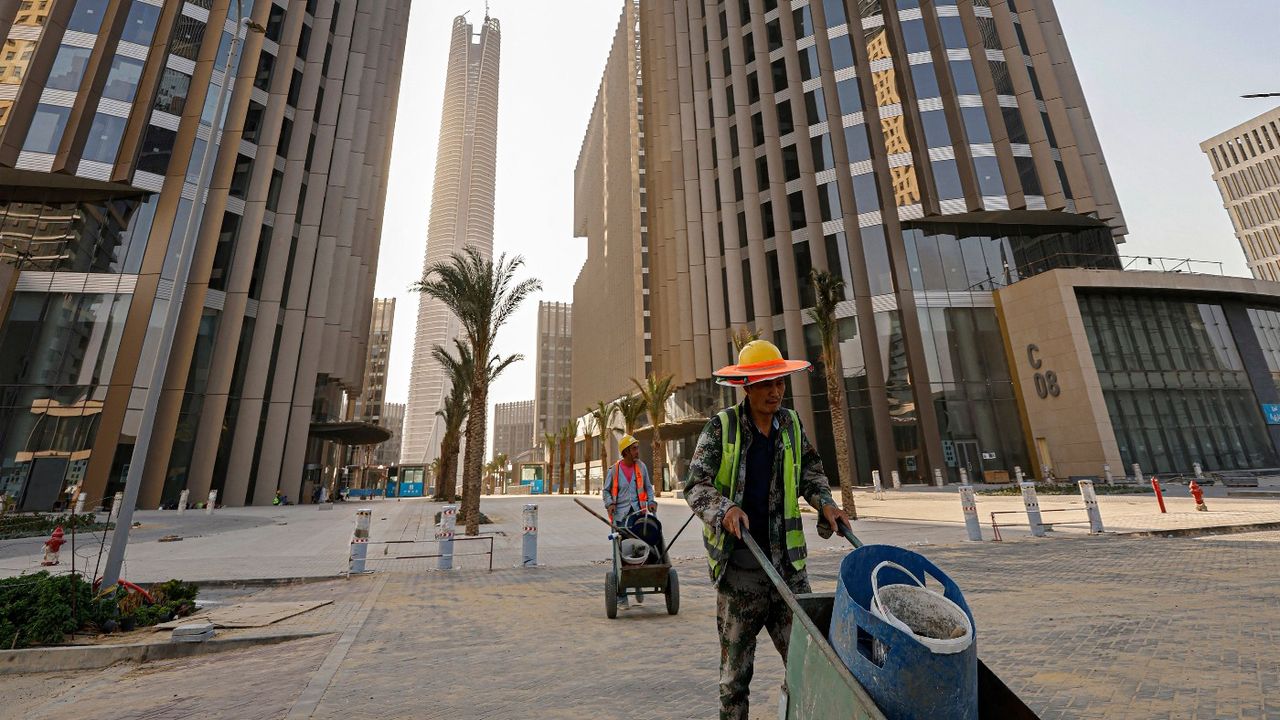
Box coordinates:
[829,545,978,720]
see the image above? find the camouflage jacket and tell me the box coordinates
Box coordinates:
[684,399,836,580]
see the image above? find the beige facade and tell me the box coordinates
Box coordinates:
[492,399,534,462]
[997,268,1280,479]
[0,0,409,510]
[374,401,404,468]
[534,300,572,440]
[1201,107,1280,281]
[353,297,395,423]
[571,1,648,418]
[402,13,501,467]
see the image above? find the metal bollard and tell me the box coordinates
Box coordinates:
[958,485,983,541]
[1078,479,1105,534]
[933,468,944,487]
[1020,482,1046,537]
[349,508,371,574]
[1150,477,1167,514]
[206,490,217,514]
[959,467,970,486]
[871,470,883,499]
[1131,463,1143,484]
[522,504,538,567]
[1103,464,1113,485]
[111,492,124,522]
[1193,462,1203,479]
[1014,466,1024,484]
[177,489,189,514]
[891,470,901,490]
[436,504,457,570]
[74,492,86,514]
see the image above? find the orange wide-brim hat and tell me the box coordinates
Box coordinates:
[713,340,812,387]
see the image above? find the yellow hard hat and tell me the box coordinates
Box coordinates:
[714,339,811,387]
[618,434,638,453]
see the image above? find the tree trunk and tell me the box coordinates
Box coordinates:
[652,430,666,497]
[434,438,451,502]
[558,437,567,494]
[567,434,577,494]
[584,437,592,495]
[461,382,488,535]
[824,338,858,520]
[598,442,607,501]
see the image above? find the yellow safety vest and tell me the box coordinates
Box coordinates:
[702,405,807,582]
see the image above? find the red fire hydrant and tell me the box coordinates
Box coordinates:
[41,526,66,566]
[1189,479,1208,512]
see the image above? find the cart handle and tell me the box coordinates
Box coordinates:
[837,518,864,549]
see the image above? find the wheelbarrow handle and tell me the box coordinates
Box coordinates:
[837,518,864,548]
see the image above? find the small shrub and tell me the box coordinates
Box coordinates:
[0,573,199,648]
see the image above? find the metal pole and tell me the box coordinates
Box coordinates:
[100,4,248,589]
[349,508,371,574]
[958,485,982,541]
[522,503,538,567]
[437,504,457,570]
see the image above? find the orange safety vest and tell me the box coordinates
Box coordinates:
[609,461,648,522]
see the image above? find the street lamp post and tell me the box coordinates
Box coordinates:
[100,1,260,588]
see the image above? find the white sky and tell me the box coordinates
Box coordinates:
[374,1,1280,423]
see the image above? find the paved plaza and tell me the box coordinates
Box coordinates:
[4,489,1280,719]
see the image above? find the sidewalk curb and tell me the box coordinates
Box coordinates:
[186,575,344,589]
[1,630,333,675]
[1116,520,1280,540]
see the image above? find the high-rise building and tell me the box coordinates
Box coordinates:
[1201,107,1280,281]
[353,298,395,423]
[571,2,650,419]
[375,401,404,468]
[636,0,1129,484]
[402,13,501,467]
[492,399,534,462]
[0,0,410,509]
[534,301,572,440]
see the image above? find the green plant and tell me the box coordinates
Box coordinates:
[0,573,199,648]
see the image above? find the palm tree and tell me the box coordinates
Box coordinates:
[557,424,570,494]
[586,401,617,495]
[415,248,541,535]
[808,269,857,520]
[493,452,509,493]
[563,419,578,494]
[615,393,646,435]
[633,373,677,496]
[431,340,473,503]
[542,432,558,494]
[731,325,760,351]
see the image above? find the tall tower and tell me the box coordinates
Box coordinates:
[402,13,501,466]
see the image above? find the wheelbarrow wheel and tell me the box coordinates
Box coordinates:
[605,571,618,619]
[665,568,680,615]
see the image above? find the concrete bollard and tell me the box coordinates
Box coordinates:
[1103,464,1113,485]
[177,489,189,514]
[1040,464,1051,482]
[959,467,970,486]
[891,470,901,490]
[74,492,86,514]
[522,504,538,567]
[1078,479,1105,534]
[206,490,217,514]
[933,468,944,487]
[872,470,883,499]
[1014,466,1024,484]
[436,504,457,570]
[349,508,372,574]
[958,485,983,541]
[1193,462,1204,479]
[0,494,6,514]
[1131,463,1143,484]
[111,492,124,522]
[1020,482,1046,537]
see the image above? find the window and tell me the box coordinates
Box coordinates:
[822,0,847,27]
[137,124,177,175]
[799,45,820,81]
[170,15,206,62]
[973,156,1004,196]
[794,241,815,307]
[752,112,765,145]
[102,55,144,102]
[920,109,950,148]
[783,144,801,181]
[777,100,795,136]
[1015,157,1041,195]
[911,63,940,99]
[862,226,893,296]
[939,16,967,49]
[1002,107,1028,144]
[266,3,287,42]
[278,117,293,157]
[793,6,815,37]
[22,105,70,154]
[829,35,855,70]
[819,182,841,221]
[81,113,126,163]
[254,52,275,92]
[949,61,980,95]
[46,45,91,91]
[805,89,826,125]
[756,156,770,192]
[932,160,963,200]
[243,102,266,144]
[229,154,253,198]
[845,124,872,163]
[120,0,161,44]
[789,191,807,229]
[811,134,834,172]
[900,19,929,54]
[67,0,109,34]
[153,68,192,115]
[961,106,992,144]
[852,172,880,211]
[836,77,862,115]
[771,59,788,92]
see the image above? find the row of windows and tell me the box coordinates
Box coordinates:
[1230,190,1280,234]
[1210,117,1280,172]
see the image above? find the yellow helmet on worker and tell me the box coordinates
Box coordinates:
[713,339,812,387]
[618,434,638,453]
